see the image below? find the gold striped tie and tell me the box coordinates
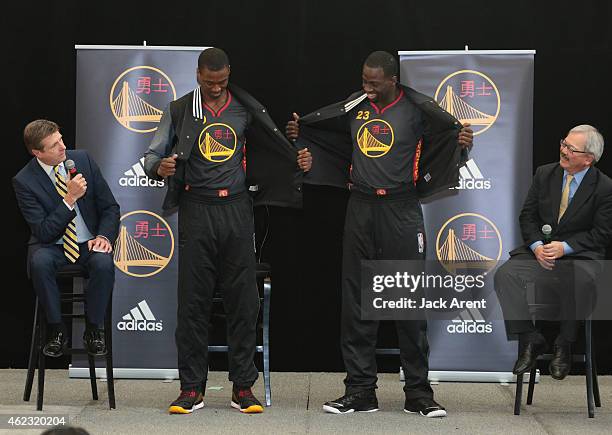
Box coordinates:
[558,174,574,222]
[54,166,80,263]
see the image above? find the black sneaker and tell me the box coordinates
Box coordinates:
[404,397,447,418]
[168,390,204,414]
[322,390,379,414]
[231,386,264,413]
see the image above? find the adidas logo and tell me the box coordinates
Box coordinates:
[452,158,491,190]
[447,307,493,334]
[116,300,163,332]
[119,158,165,188]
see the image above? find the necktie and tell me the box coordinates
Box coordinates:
[558,174,574,222]
[54,166,80,263]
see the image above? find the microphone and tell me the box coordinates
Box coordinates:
[64,159,86,197]
[542,224,552,244]
[64,159,79,178]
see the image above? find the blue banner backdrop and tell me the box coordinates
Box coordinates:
[71,46,206,378]
[399,50,535,380]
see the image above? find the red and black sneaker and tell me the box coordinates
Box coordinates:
[231,386,264,414]
[168,389,204,414]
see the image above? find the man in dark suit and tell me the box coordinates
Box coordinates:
[495,124,612,379]
[13,120,120,357]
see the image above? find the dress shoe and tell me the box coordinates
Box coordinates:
[549,344,571,380]
[513,337,546,375]
[43,330,67,358]
[83,329,107,356]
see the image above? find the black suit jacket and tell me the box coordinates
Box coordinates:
[510,162,612,260]
[13,150,120,261]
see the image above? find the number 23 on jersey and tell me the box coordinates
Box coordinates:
[356,110,370,120]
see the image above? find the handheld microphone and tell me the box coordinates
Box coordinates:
[542,224,552,244]
[64,159,79,178]
[64,159,86,197]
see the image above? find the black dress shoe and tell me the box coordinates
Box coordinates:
[83,329,107,356]
[513,339,546,375]
[549,344,571,380]
[43,330,67,358]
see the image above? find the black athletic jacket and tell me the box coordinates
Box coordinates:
[144,84,303,210]
[296,84,468,198]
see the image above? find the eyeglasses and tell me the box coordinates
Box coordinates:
[560,139,591,154]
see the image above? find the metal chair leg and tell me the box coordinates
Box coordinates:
[514,373,523,415]
[263,281,271,407]
[585,320,595,418]
[589,328,601,408]
[593,350,601,408]
[88,354,98,401]
[24,301,39,402]
[105,353,115,409]
[104,300,116,409]
[526,366,537,405]
[36,321,46,411]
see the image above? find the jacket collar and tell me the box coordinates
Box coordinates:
[550,165,563,223]
[192,84,250,119]
[36,158,64,178]
[29,157,61,202]
[192,86,203,119]
[344,93,368,112]
[557,165,597,227]
[342,85,430,111]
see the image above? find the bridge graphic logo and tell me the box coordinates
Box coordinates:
[356,119,395,158]
[435,213,502,275]
[113,210,175,278]
[434,70,500,136]
[198,123,238,163]
[109,66,176,134]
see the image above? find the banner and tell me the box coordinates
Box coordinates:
[71,46,206,378]
[399,50,535,381]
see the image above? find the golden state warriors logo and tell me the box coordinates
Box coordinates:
[198,123,237,163]
[113,211,174,278]
[434,70,500,136]
[436,213,502,274]
[356,119,395,158]
[109,66,176,134]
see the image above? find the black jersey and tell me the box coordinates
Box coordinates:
[349,89,424,189]
[186,91,252,192]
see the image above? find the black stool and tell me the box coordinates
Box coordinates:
[514,318,600,417]
[208,262,272,406]
[514,277,601,418]
[23,264,116,410]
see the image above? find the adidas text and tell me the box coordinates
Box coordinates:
[447,321,493,334]
[119,176,165,188]
[117,319,163,332]
[455,178,491,190]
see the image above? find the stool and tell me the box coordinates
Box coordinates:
[208,262,272,406]
[514,318,600,417]
[23,264,116,410]
[514,276,601,418]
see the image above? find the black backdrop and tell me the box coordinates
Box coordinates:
[3,1,612,373]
